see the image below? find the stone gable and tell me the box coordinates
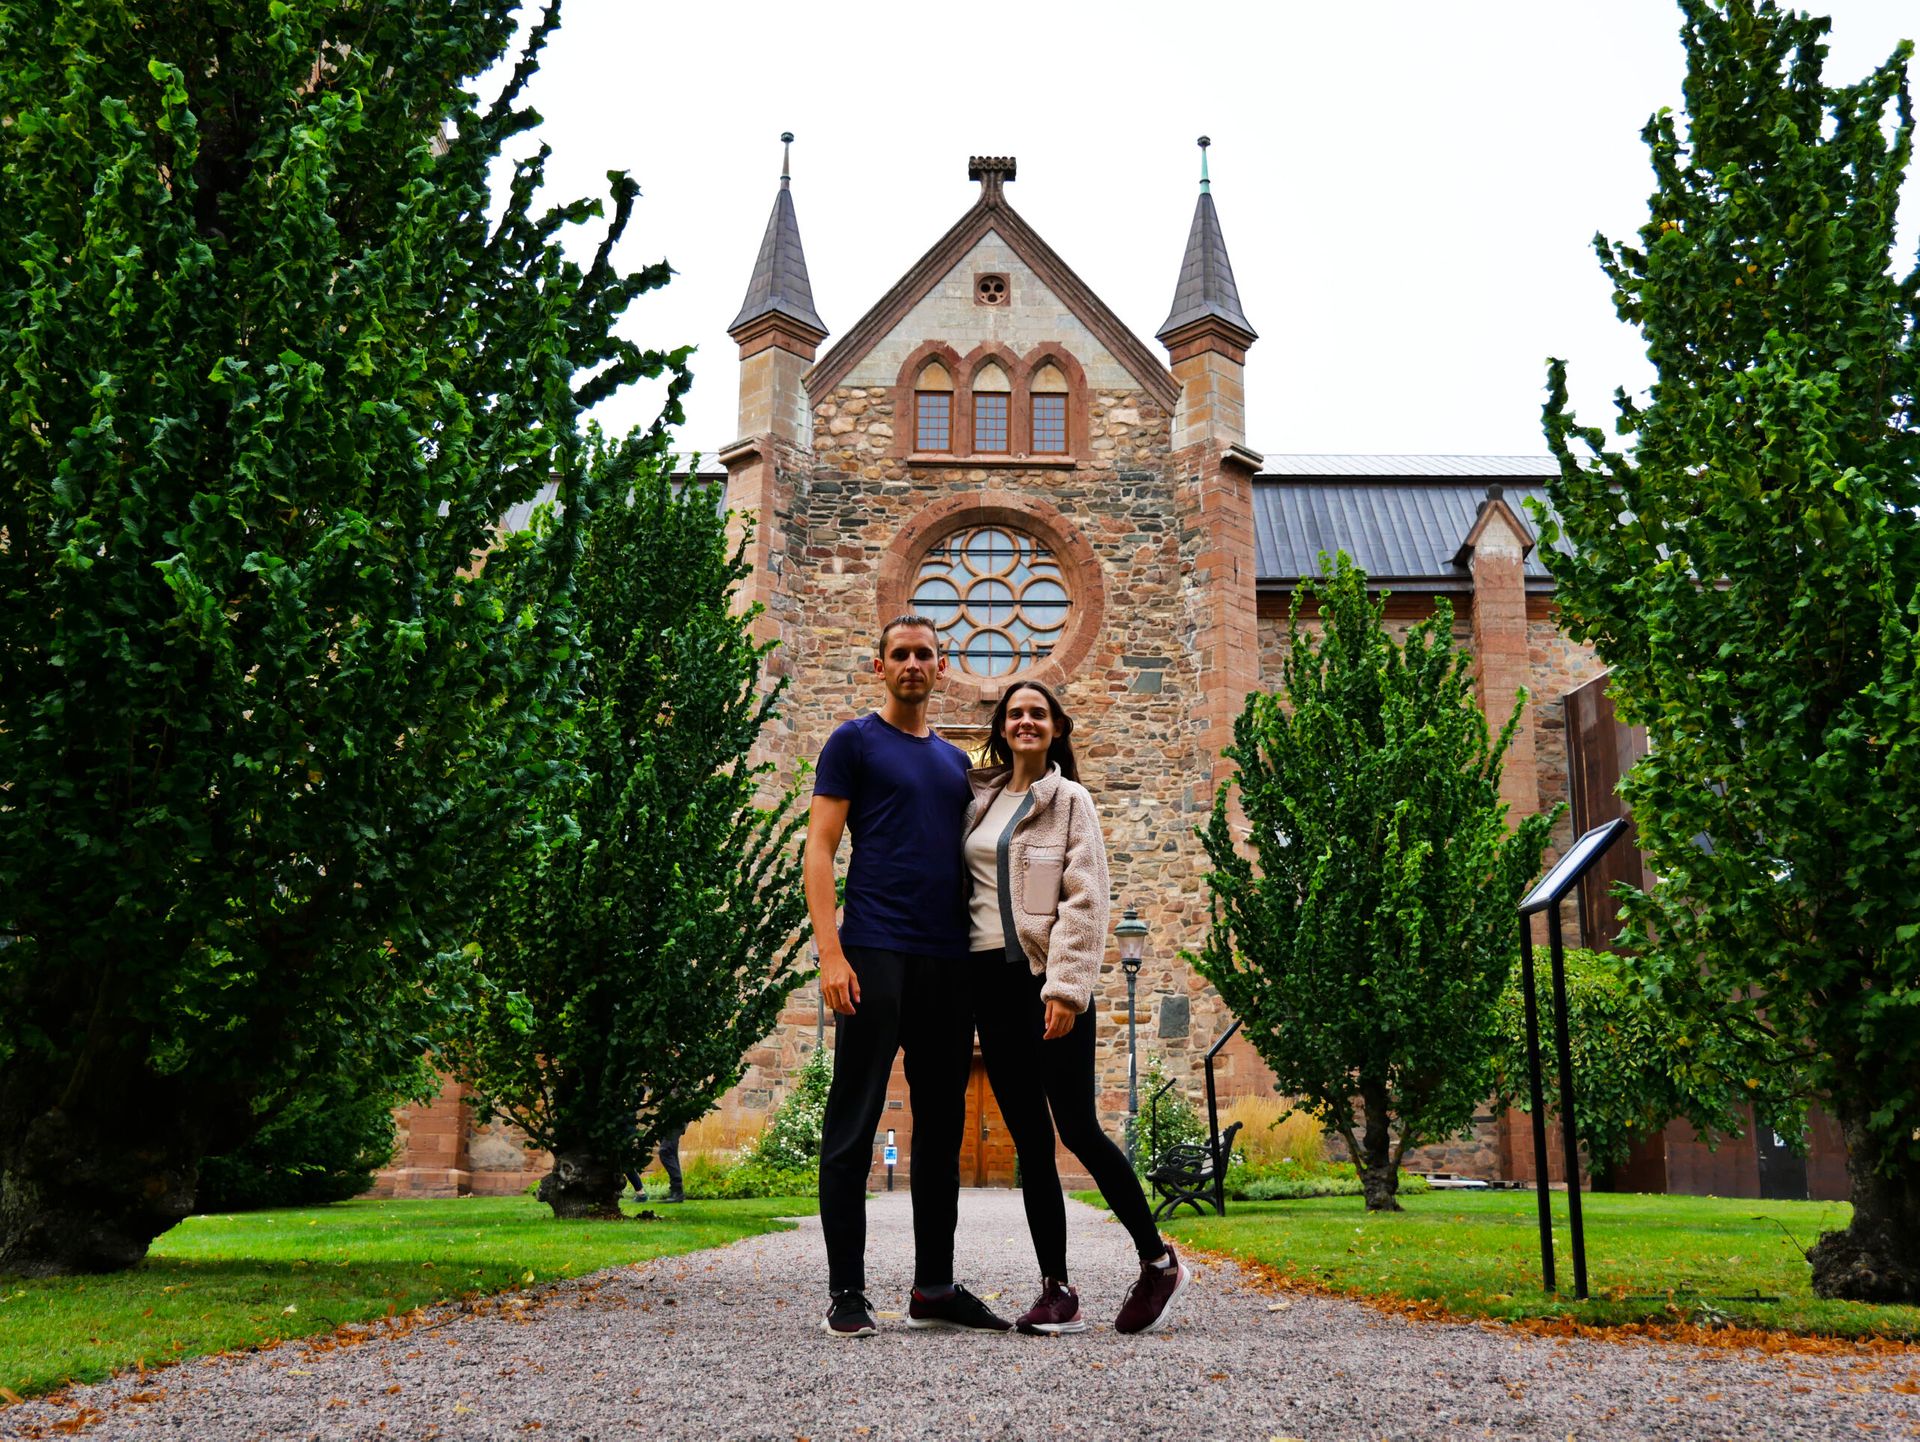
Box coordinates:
[839,232,1139,393]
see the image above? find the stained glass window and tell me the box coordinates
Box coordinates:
[909,526,1070,678]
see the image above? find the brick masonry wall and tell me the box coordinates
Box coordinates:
[724,376,1236,1148]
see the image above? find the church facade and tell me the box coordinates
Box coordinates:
[376,142,1841,1202]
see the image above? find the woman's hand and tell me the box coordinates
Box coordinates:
[1042,998,1077,1040]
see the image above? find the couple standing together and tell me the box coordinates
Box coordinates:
[804,615,1191,1338]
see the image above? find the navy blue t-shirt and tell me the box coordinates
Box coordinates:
[813,711,973,956]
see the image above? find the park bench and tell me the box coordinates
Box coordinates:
[1142,1018,1244,1220]
[1147,1118,1244,1221]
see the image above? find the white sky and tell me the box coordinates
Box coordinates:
[491,0,1918,463]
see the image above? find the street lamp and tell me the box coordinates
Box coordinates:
[1116,907,1149,1162]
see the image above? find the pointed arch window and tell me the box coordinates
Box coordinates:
[1030,362,1069,454]
[972,362,1011,453]
[914,360,953,452]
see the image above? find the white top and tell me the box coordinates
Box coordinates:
[964,787,1026,953]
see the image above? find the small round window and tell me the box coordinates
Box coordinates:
[910,525,1068,678]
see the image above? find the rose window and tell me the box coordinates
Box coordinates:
[910,526,1070,678]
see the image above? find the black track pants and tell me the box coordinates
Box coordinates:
[817,946,973,1295]
[970,949,1164,1282]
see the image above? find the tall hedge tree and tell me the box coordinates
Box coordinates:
[437,466,810,1220]
[1195,556,1557,1211]
[0,0,686,1273]
[1540,0,1920,1301]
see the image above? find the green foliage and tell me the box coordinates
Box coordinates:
[195,1057,424,1212]
[1228,1161,1433,1202]
[1133,1054,1207,1170]
[0,1,687,1267]
[668,1153,819,1202]
[1194,554,1558,1208]
[741,1047,833,1173]
[1490,948,1805,1177]
[437,456,810,1216]
[1538,0,1920,1288]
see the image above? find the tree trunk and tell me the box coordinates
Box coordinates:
[1808,1110,1920,1303]
[0,1104,202,1276]
[1357,1078,1403,1212]
[536,1147,624,1220]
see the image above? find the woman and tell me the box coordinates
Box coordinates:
[963,680,1190,1335]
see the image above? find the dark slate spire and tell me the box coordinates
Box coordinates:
[1156,137,1256,343]
[728,132,827,337]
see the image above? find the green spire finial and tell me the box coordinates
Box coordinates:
[1198,135,1211,193]
[780,132,793,189]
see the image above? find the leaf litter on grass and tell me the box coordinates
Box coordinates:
[1203,1244,1920,1359]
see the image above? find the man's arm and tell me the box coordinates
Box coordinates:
[804,794,859,1014]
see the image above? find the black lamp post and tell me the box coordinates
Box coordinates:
[1116,907,1148,1161]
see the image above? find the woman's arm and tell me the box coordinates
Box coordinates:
[1040,787,1112,1025]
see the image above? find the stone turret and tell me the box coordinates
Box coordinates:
[720,134,829,663]
[1161,138,1262,790]
[727,133,828,442]
[1157,136,1257,451]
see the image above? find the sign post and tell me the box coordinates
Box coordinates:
[883,1129,898,1191]
[1516,817,1628,1300]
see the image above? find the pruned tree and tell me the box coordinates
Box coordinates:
[1539,0,1920,1300]
[0,0,684,1271]
[436,460,810,1220]
[1194,555,1557,1211]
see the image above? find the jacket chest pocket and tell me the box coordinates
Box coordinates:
[1022,850,1064,917]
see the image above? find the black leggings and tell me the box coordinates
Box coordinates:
[970,949,1165,1281]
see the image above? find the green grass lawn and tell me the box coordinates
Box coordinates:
[0,1193,817,1399]
[1080,1187,1920,1340]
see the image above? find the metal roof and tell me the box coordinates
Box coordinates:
[1255,454,1561,479]
[1252,477,1565,588]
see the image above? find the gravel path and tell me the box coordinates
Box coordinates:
[7,1189,1919,1441]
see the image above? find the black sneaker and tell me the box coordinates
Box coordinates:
[905,1283,1012,1333]
[822,1289,877,1338]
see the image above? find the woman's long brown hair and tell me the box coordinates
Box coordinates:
[984,680,1080,784]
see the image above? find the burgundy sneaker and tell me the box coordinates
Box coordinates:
[1015,1278,1088,1335]
[905,1283,1012,1332]
[1113,1245,1190,1335]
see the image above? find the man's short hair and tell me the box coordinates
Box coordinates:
[877,614,940,654]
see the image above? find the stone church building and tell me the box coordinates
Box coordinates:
[376,143,1841,1203]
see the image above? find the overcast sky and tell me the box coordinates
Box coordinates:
[489,0,1918,464]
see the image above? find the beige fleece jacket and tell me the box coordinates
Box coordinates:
[963,763,1112,1013]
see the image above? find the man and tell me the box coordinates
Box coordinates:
[806,615,1011,1338]
[624,1121,684,1204]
